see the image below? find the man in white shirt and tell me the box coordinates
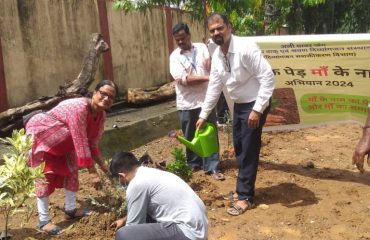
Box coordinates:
[207,38,234,120]
[196,13,275,216]
[353,103,370,172]
[170,23,224,180]
[110,151,208,240]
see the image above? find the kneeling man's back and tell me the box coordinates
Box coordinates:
[110,152,208,240]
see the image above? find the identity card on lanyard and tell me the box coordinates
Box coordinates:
[182,49,197,73]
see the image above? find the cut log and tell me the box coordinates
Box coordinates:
[57,33,109,95]
[127,81,175,105]
[0,33,109,136]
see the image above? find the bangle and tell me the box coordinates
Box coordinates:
[363,126,370,129]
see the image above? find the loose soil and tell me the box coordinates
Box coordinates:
[2,122,370,240]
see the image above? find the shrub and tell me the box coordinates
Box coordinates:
[166,147,192,182]
[0,129,44,238]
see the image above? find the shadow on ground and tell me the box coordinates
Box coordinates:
[260,160,370,186]
[257,182,319,207]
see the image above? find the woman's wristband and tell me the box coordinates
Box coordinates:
[363,125,370,129]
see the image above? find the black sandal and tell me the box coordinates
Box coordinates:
[64,208,91,220]
[36,220,62,236]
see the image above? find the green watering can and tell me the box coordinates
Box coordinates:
[174,123,219,157]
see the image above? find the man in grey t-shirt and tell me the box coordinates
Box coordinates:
[110,152,208,240]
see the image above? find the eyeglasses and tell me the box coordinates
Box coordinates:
[98,90,115,101]
[223,55,231,73]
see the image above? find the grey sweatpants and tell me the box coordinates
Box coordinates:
[115,222,191,240]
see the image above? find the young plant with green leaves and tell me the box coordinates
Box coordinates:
[88,171,127,217]
[0,129,44,239]
[166,147,192,182]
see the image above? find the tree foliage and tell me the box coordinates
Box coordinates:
[112,0,369,36]
[303,0,370,34]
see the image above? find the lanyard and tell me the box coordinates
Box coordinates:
[182,49,197,73]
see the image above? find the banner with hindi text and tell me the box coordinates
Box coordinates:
[251,34,370,128]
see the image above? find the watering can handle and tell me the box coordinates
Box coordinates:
[195,123,207,137]
[195,128,199,137]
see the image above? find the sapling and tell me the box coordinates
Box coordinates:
[88,154,158,218]
[88,164,127,217]
[0,129,44,239]
[166,147,192,182]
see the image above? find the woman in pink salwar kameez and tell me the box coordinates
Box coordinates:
[26,80,118,235]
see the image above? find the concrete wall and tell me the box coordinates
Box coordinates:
[107,3,204,90]
[107,4,170,90]
[171,11,205,43]
[0,0,102,107]
[0,1,204,109]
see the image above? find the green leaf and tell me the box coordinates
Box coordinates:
[0,129,44,231]
[166,147,192,182]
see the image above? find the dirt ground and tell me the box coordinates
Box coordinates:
[2,122,370,240]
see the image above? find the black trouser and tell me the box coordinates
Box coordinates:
[216,92,229,123]
[233,100,270,203]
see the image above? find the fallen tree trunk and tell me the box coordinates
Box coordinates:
[127,81,175,105]
[0,33,109,136]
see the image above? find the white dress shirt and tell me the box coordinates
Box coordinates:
[170,43,211,110]
[206,38,218,57]
[199,35,275,119]
[207,38,234,117]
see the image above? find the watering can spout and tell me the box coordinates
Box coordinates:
[177,135,200,154]
[176,123,218,157]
